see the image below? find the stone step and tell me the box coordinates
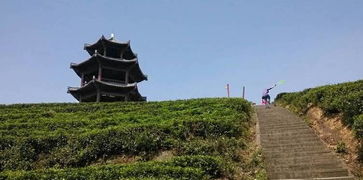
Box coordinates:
[260,133,318,140]
[268,161,343,171]
[261,138,322,146]
[260,129,314,136]
[261,139,321,146]
[265,154,340,165]
[262,145,330,153]
[261,136,318,141]
[267,165,347,174]
[310,176,355,180]
[264,149,332,159]
[261,139,324,146]
[262,127,313,133]
[260,127,311,133]
[260,126,309,131]
[259,119,303,122]
[265,154,341,167]
[260,120,306,126]
[259,121,306,125]
[260,127,313,131]
[266,160,343,170]
[269,169,349,179]
[262,145,325,152]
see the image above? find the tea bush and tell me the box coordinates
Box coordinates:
[0,98,252,179]
[0,156,214,180]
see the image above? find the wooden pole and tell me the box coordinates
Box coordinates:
[242,86,245,99]
[96,88,101,102]
[226,84,230,98]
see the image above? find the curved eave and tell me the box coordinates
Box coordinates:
[67,80,137,98]
[67,80,145,102]
[84,35,135,58]
[70,54,147,83]
[131,62,148,82]
[96,80,138,89]
[70,53,138,77]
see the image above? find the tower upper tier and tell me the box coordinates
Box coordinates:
[70,53,147,83]
[84,35,136,59]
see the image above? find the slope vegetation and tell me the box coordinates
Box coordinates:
[0,98,258,179]
[275,80,363,173]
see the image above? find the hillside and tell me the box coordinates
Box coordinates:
[275,80,363,176]
[0,98,263,179]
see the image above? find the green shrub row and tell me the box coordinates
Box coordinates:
[175,137,246,162]
[0,98,248,138]
[0,155,225,180]
[0,119,245,170]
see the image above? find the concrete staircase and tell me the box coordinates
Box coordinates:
[256,106,354,180]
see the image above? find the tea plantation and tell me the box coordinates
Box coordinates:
[275,80,363,160]
[0,98,257,179]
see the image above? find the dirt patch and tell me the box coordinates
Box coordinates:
[306,107,363,177]
[91,150,176,166]
[91,154,142,166]
[153,150,175,161]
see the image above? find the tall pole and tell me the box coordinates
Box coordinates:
[226,84,230,98]
[242,86,245,99]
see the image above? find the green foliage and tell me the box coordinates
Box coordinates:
[255,169,268,180]
[275,80,363,133]
[353,114,363,138]
[0,156,227,180]
[168,155,225,178]
[336,141,347,154]
[175,137,246,163]
[0,98,252,179]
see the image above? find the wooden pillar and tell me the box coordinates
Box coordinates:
[96,88,101,102]
[81,74,85,87]
[79,95,82,103]
[120,50,123,59]
[98,65,102,81]
[125,70,129,84]
[103,45,107,56]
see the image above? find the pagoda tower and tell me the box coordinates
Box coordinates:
[68,35,147,102]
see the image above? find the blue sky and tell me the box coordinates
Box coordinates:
[1,0,362,104]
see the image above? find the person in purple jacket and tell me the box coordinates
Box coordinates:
[262,84,277,105]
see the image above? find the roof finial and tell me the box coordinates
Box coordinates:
[111,33,114,39]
